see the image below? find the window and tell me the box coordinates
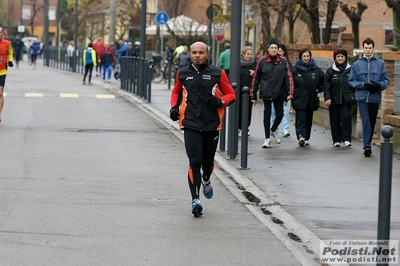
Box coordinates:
[22,6,31,20]
[49,7,56,21]
[385,30,393,46]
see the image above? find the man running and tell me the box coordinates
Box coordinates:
[0,27,14,122]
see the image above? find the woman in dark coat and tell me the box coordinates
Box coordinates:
[239,46,256,136]
[291,48,325,146]
[324,48,354,147]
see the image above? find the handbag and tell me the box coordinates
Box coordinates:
[310,95,320,111]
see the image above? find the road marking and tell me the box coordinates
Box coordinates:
[60,93,79,98]
[25,93,43,97]
[96,94,115,99]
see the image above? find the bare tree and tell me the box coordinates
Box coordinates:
[29,0,43,36]
[323,0,340,44]
[340,1,367,48]
[298,0,320,43]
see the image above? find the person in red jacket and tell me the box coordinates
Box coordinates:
[170,41,236,217]
[0,27,14,122]
[93,37,104,77]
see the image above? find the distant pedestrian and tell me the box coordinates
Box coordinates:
[11,35,24,68]
[66,40,76,71]
[175,45,190,69]
[82,43,97,85]
[29,39,41,69]
[239,45,256,136]
[348,37,389,157]
[132,41,140,57]
[0,26,13,122]
[251,38,293,148]
[170,41,236,216]
[324,48,354,148]
[100,42,114,83]
[291,48,325,147]
[271,43,293,138]
[93,37,104,77]
[218,42,230,76]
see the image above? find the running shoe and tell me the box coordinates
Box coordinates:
[270,131,281,144]
[344,141,352,147]
[364,147,372,157]
[191,198,203,216]
[333,142,341,147]
[298,138,305,147]
[262,138,271,148]
[202,180,213,199]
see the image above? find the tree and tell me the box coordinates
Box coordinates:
[323,0,340,44]
[340,1,367,49]
[298,0,320,43]
[28,0,43,36]
[386,0,400,49]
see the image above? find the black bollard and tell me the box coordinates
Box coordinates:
[228,82,238,160]
[377,125,394,266]
[240,86,250,169]
[219,113,226,151]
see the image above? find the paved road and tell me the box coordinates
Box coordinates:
[2,60,399,265]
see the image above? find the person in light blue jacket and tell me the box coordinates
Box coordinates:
[348,37,389,157]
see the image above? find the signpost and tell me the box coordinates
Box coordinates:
[215,27,225,65]
[156,11,169,61]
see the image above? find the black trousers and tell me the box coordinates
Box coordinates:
[184,129,219,200]
[328,103,352,144]
[295,109,314,140]
[262,100,284,139]
[83,63,94,82]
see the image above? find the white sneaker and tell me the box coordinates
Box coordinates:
[270,131,281,144]
[262,139,271,148]
[282,131,290,137]
[305,140,310,145]
[344,141,352,147]
[298,138,305,147]
[238,129,242,137]
[333,142,341,147]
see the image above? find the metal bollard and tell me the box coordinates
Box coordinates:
[377,125,394,266]
[228,82,238,160]
[240,86,250,169]
[219,113,226,151]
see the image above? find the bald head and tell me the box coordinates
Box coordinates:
[190,42,209,67]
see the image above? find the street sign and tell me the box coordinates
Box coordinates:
[17,25,25,33]
[156,12,169,25]
[206,4,221,21]
[215,27,225,42]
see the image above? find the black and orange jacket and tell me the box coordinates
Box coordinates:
[0,38,13,76]
[170,63,236,131]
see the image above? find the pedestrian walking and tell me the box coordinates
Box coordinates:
[271,43,294,138]
[29,40,41,69]
[218,42,230,76]
[93,37,104,77]
[324,48,354,148]
[82,43,97,85]
[348,37,389,157]
[250,38,293,148]
[0,27,13,122]
[169,41,236,217]
[11,35,24,68]
[175,45,190,69]
[66,40,76,71]
[132,41,140,57]
[291,48,325,147]
[100,42,114,83]
[239,45,256,137]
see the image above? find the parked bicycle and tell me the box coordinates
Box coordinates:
[151,53,176,84]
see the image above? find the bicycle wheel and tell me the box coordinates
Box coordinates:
[152,67,164,83]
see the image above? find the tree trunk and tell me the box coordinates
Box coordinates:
[352,20,360,48]
[324,0,339,44]
[260,4,271,52]
[340,2,367,49]
[386,0,400,49]
[309,0,320,44]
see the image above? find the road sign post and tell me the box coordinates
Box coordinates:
[156,12,169,67]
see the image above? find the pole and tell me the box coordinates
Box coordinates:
[109,0,116,44]
[43,0,49,66]
[73,0,78,72]
[240,86,250,169]
[138,0,146,97]
[377,125,394,266]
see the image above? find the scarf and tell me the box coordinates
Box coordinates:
[335,61,347,72]
[295,58,316,72]
[240,56,255,67]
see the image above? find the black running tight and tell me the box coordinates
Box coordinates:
[184,129,219,200]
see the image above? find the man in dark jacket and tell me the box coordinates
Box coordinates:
[251,38,293,148]
[170,41,236,217]
[12,35,24,68]
[175,45,190,69]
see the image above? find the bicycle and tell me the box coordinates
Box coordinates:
[151,53,176,84]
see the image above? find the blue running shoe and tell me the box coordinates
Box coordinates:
[191,198,203,216]
[202,180,213,199]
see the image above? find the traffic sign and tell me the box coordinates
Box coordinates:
[215,27,225,42]
[17,25,25,33]
[156,12,169,25]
